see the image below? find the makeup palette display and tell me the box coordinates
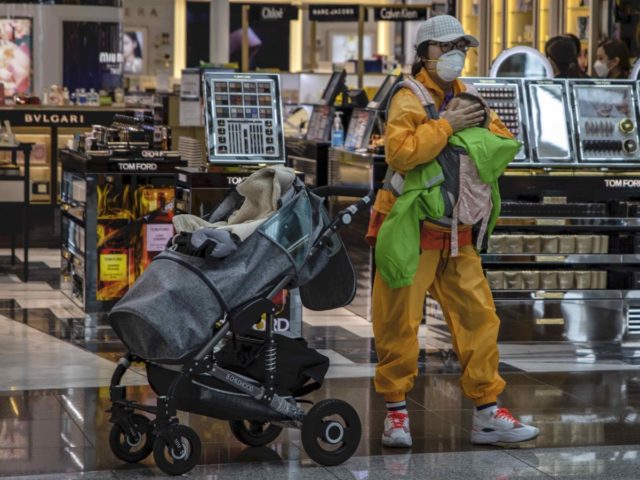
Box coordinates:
[464,78,528,161]
[570,81,640,162]
[204,72,285,164]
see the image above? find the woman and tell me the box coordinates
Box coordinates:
[545,35,589,78]
[595,39,631,79]
[368,15,539,448]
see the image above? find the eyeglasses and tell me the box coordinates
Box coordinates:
[427,40,471,53]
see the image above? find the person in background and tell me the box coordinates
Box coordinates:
[545,36,589,78]
[564,33,589,75]
[595,39,631,79]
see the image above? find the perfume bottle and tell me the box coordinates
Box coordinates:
[88,89,99,106]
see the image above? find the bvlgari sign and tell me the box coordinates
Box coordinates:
[250,4,299,21]
[1,108,128,127]
[374,7,427,21]
[24,113,86,125]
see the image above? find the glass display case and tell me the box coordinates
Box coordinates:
[537,0,552,53]
[490,0,504,62]
[564,0,590,62]
[460,0,482,77]
[506,0,535,50]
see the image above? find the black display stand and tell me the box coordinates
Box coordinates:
[328,148,387,319]
[60,149,186,313]
[0,106,157,249]
[486,169,640,345]
[0,143,32,281]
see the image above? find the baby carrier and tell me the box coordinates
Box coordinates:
[381,76,493,255]
[106,166,372,475]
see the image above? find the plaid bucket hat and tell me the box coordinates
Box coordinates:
[416,15,479,49]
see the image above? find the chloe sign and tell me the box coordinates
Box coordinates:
[250,4,299,21]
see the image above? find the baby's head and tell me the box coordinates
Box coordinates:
[447,92,489,128]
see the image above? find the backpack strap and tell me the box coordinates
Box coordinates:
[382,77,440,196]
[386,76,439,120]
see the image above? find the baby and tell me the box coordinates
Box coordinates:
[446,92,491,129]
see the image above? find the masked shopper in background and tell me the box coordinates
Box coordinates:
[366,15,539,448]
[594,39,631,79]
[545,35,590,78]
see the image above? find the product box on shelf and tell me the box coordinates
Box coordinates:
[135,186,175,277]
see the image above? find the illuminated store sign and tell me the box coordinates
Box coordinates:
[309,4,367,22]
[250,4,299,21]
[373,7,427,21]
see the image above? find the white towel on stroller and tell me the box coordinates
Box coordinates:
[173,166,297,241]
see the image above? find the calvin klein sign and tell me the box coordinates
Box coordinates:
[374,7,427,21]
[250,4,299,21]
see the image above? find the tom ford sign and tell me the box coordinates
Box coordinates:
[374,7,427,21]
[250,4,299,21]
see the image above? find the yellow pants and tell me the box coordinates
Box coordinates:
[372,244,506,406]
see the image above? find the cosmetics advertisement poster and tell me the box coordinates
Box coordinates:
[0,17,33,96]
[123,29,146,75]
[574,86,631,118]
[62,21,123,92]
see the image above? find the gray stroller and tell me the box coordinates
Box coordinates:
[107,171,373,475]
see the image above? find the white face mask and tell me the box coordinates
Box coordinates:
[428,50,466,82]
[593,60,610,78]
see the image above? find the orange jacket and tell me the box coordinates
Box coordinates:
[366,68,514,246]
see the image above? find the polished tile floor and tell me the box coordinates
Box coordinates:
[1,250,640,478]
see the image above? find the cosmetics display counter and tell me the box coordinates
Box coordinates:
[325,74,640,346]
[60,148,185,313]
[0,143,32,280]
[326,74,400,318]
[478,79,640,345]
[0,106,156,248]
[285,71,372,188]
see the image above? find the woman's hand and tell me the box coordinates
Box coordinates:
[441,103,486,133]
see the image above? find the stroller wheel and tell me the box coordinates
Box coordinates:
[153,424,201,476]
[109,414,154,463]
[301,399,361,467]
[229,420,283,447]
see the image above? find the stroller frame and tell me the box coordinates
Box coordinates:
[107,186,373,475]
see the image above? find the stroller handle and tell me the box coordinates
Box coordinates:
[311,185,375,226]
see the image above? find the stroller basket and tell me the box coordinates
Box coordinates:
[109,184,357,363]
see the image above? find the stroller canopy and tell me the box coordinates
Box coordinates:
[109,167,356,362]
